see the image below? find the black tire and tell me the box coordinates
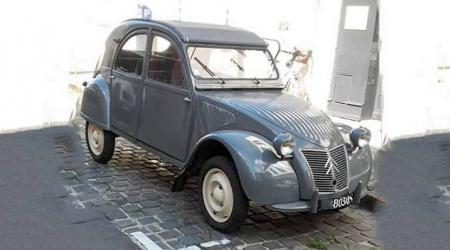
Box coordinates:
[199,156,249,233]
[85,121,115,163]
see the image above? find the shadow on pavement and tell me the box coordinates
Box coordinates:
[0,127,138,249]
[374,133,450,249]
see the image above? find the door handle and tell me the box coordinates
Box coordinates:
[183,97,192,103]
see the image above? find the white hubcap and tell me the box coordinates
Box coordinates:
[202,168,234,223]
[87,123,104,156]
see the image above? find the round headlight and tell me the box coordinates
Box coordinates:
[349,127,371,148]
[273,133,296,158]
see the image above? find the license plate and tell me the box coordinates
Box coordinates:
[331,195,353,209]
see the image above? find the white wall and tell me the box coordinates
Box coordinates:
[0,1,72,131]
[0,0,179,132]
[0,0,332,132]
[3,0,449,138]
[380,0,450,138]
[308,0,342,110]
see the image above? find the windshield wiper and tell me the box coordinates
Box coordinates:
[230,58,245,72]
[194,57,225,84]
[253,77,261,85]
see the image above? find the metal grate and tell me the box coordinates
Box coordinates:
[329,144,349,190]
[302,144,349,193]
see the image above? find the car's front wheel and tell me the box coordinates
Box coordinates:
[199,156,248,233]
[85,121,115,163]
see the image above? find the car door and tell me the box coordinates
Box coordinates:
[110,30,148,136]
[136,32,193,161]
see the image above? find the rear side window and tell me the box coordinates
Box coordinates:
[115,33,147,76]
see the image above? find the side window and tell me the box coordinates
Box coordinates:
[115,33,147,76]
[148,35,185,88]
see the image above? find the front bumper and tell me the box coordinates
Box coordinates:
[271,181,367,213]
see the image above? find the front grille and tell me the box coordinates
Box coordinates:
[302,144,349,193]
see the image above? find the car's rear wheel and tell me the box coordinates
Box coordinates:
[199,156,248,233]
[85,121,115,163]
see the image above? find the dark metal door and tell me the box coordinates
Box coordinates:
[136,33,193,161]
[327,0,378,120]
[110,31,148,136]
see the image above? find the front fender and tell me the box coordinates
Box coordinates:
[80,76,111,130]
[191,130,299,205]
[348,145,373,195]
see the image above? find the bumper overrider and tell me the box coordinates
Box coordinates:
[271,144,372,213]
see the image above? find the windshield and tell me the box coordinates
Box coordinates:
[187,47,278,80]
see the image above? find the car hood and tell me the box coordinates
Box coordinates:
[199,90,344,148]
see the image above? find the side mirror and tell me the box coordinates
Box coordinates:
[113,37,122,44]
[349,127,371,148]
[264,38,281,60]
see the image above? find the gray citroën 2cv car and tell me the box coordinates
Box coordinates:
[81,19,372,232]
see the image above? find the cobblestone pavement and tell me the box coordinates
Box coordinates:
[56,126,379,250]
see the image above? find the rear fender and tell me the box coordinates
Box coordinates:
[80,76,111,130]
